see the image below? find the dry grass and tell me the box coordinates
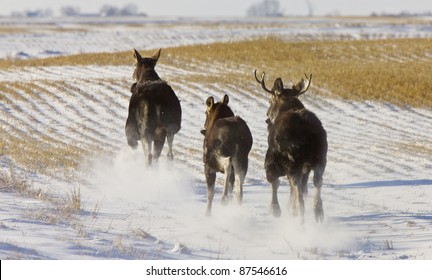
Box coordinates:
[0,27,31,34]
[0,164,38,197]
[162,37,432,107]
[2,37,429,107]
[0,83,29,102]
[1,132,85,176]
[0,80,104,178]
[0,51,131,68]
[1,163,86,227]
[63,187,82,214]
[396,141,432,157]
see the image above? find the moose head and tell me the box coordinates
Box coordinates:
[254,70,312,124]
[201,94,234,136]
[132,48,162,83]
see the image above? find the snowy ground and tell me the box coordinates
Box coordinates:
[1,16,432,59]
[1,16,432,260]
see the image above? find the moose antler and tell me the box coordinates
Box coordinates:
[254,70,273,94]
[296,73,313,95]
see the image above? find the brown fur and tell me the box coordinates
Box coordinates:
[255,71,327,222]
[202,94,253,216]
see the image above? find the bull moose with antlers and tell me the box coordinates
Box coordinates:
[201,94,253,216]
[254,70,327,222]
[125,49,182,165]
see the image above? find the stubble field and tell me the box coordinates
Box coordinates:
[1,16,432,259]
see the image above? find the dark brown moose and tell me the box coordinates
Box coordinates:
[254,70,327,222]
[125,49,181,165]
[201,94,253,216]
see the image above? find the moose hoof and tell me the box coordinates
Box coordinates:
[236,196,243,206]
[314,200,324,223]
[271,204,281,218]
[128,143,138,150]
[167,153,174,161]
[314,209,324,223]
[205,210,212,217]
[147,154,153,166]
[221,196,230,205]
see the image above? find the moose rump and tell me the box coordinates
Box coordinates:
[202,94,253,216]
[125,81,181,159]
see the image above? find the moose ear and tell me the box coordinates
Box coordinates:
[274,78,284,93]
[222,94,229,105]
[295,73,312,95]
[293,79,306,95]
[151,49,161,61]
[133,49,142,62]
[206,97,214,109]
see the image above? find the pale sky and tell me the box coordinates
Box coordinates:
[0,0,431,16]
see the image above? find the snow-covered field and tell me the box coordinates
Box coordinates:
[2,16,432,59]
[1,16,432,260]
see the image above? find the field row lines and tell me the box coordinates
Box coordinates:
[1,64,431,184]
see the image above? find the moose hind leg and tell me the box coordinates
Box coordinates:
[205,167,216,216]
[228,166,235,196]
[270,178,281,217]
[141,136,153,166]
[301,165,311,196]
[166,132,175,161]
[153,128,166,162]
[232,157,247,205]
[288,173,305,222]
[221,158,233,205]
[313,168,324,223]
[266,155,282,217]
[125,116,139,149]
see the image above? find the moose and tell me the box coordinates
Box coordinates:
[254,70,327,222]
[201,94,253,216]
[125,49,182,165]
